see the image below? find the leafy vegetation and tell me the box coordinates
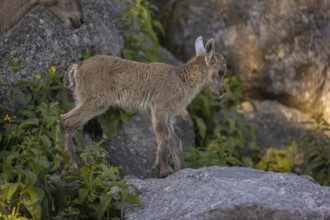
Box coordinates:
[299,114,330,185]
[119,0,165,62]
[185,73,259,168]
[54,142,141,220]
[255,145,301,173]
[0,61,141,219]
[184,67,330,186]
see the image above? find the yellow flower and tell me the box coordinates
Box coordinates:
[35,73,41,79]
[49,66,57,74]
[4,114,11,122]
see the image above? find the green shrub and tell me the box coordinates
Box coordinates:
[119,0,165,62]
[185,73,258,168]
[255,145,301,173]
[299,114,330,185]
[0,66,67,219]
[0,64,141,219]
[54,142,141,220]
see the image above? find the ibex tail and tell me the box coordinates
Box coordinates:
[64,63,79,90]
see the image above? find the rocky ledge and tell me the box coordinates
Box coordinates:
[125,166,330,220]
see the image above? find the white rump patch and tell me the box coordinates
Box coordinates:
[195,36,205,56]
[66,64,79,90]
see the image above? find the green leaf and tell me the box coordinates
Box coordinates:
[24,168,38,186]
[122,48,135,60]
[0,183,19,203]
[225,156,242,166]
[22,186,44,220]
[0,81,10,87]
[194,117,206,139]
[44,116,58,127]
[96,195,112,219]
[152,20,165,36]
[80,166,92,180]
[15,90,29,105]
[18,109,37,119]
[305,160,325,174]
[18,118,39,130]
[15,80,38,87]
[78,188,89,202]
[127,194,143,205]
[40,135,52,148]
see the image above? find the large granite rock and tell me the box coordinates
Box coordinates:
[160,0,330,122]
[242,100,314,149]
[102,112,195,179]
[125,166,330,220]
[0,0,127,108]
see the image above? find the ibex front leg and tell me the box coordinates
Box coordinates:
[152,110,174,178]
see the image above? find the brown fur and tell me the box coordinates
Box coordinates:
[0,0,84,36]
[61,37,227,177]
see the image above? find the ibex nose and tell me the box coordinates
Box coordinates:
[80,18,85,24]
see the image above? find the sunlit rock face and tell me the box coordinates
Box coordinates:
[160,0,330,122]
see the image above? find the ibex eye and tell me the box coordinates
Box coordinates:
[218,70,225,76]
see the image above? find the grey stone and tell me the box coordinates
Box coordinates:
[102,112,195,179]
[242,100,314,149]
[160,46,183,66]
[125,166,330,220]
[0,0,127,109]
[160,0,330,122]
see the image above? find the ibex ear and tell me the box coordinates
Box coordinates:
[195,36,205,56]
[205,39,215,65]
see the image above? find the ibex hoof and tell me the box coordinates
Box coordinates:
[159,167,174,178]
[174,162,187,172]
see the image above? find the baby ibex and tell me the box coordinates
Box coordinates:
[61,36,227,177]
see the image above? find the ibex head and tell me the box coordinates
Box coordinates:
[39,0,84,29]
[195,36,227,97]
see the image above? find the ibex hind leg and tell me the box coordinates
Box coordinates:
[152,110,174,178]
[55,123,72,170]
[168,122,186,171]
[60,103,108,172]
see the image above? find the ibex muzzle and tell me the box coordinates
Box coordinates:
[45,0,84,29]
[61,36,227,178]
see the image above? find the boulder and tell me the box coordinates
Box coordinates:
[125,166,330,220]
[242,100,314,149]
[0,0,127,109]
[160,0,330,122]
[102,112,195,179]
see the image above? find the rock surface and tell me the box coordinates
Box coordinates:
[103,112,195,179]
[125,166,330,220]
[242,100,314,149]
[160,0,330,122]
[0,0,127,108]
